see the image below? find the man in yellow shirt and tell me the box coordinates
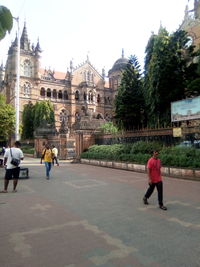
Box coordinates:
[40,144,54,179]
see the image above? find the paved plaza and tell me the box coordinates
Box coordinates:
[0,157,200,267]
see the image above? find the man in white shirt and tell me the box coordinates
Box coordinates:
[1,141,24,193]
[52,145,59,166]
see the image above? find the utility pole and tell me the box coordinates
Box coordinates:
[13,17,20,140]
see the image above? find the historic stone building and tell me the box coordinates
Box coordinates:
[0,23,128,134]
[180,0,200,49]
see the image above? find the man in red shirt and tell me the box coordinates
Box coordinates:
[143,150,167,210]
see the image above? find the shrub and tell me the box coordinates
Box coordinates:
[81,141,200,169]
[130,141,163,154]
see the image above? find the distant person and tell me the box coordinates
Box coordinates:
[52,145,59,166]
[143,150,167,210]
[1,141,24,193]
[40,144,54,179]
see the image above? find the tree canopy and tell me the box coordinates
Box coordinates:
[114,55,145,130]
[0,94,15,139]
[0,6,13,41]
[143,27,195,127]
[22,100,55,139]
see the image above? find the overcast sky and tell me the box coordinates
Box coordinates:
[0,0,192,75]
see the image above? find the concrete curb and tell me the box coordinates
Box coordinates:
[80,159,200,181]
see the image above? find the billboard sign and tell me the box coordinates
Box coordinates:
[171,96,200,122]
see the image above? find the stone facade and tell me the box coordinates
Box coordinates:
[0,23,128,134]
[180,0,200,50]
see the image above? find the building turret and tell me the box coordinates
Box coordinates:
[20,22,30,51]
[35,38,42,54]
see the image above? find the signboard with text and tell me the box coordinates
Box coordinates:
[171,96,200,122]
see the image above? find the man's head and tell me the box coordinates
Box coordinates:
[52,145,55,148]
[14,141,21,148]
[45,144,50,149]
[152,150,159,158]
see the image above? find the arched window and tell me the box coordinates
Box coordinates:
[97,94,100,103]
[75,90,79,100]
[23,82,31,96]
[58,90,63,99]
[87,71,90,81]
[63,90,68,100]
[40,87,45,97]
[23,59,32,77]
[88,90,93,102]
[47,88,51,98]
[84,71,87,81]
[53,89,57,98]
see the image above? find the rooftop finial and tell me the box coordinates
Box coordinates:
[86,51,90,63]
[122,48,124,58]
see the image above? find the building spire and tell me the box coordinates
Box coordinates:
[35,38,42,53]
[20,21,29,50]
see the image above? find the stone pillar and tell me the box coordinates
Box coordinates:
[34,137,47,157]
[75,132,83,158]
[59,134,67,159]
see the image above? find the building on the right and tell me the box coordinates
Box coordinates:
[180,0,200,50]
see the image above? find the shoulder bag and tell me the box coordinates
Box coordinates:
[10,148,20,167]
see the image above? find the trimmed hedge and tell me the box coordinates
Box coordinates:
[80,141,200,169]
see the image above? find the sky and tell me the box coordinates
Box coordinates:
[0,0,193,75]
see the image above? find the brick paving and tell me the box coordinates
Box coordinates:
[0,158,200,267]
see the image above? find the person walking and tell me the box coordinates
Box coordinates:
[143,150,167,210]
[52,145,59,166]
[1,141,24,193]
[40,144,54,179]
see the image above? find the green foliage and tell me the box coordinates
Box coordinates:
[130,141,163,154]
[186,78,200,97]
[22,102,35,139]
[81,141,200,168]
[114,55,145,130]
[33,100,55,129]
[144,28,194,127]
[0,93,15,139]
[21,144,35,154]
[21,100,55,139]
[98,122,119,134]
[0,6,13,40]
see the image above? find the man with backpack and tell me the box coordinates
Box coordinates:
[1,141,24,193]
[40,143,54,179]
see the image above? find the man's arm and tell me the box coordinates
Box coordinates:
[147,168,152,184]
[3,157,7,167]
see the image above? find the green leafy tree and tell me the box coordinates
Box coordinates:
[144,28,192,127]
[22,100,55,140]
[0,6,13,41]
[114,55,145,130]
[22,102,35,139]
[98,122,119,134]
[33,100,55,129]
[0,94,15,139]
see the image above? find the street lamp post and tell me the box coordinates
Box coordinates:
[13,17,20,141]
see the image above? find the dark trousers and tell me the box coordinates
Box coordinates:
[52,156,59,165]
[144,181,163,206]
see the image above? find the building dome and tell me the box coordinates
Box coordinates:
[108,49,129,74]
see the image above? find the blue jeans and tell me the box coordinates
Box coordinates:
[44,161,52,178]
